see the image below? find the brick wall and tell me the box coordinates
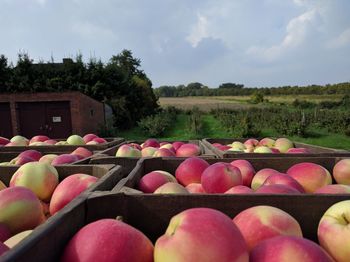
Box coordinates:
[0,92,105,137]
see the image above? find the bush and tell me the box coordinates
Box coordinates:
[187,107,203,135]
[138,110,176,137]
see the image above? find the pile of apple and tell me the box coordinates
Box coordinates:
[136,157,350,194]
[0,161,98,254]
[212,137,310,153]
[0,134,107,147]
[56,199,350,261]
[0,147,93,166]
[116,138,202,157]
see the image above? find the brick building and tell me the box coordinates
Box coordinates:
[0,92,106,138]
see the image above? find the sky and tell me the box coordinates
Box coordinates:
[0,0,350,88]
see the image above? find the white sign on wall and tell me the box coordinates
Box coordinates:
[52,116,62,123]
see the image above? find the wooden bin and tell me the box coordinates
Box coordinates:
[112,156,348,192]
[0,137,125,153]
[2,192,350,261]
[202,138,349,158]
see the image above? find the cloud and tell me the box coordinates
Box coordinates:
[186,13,210,48]
[327,27,350,48]
[246,8,318,61]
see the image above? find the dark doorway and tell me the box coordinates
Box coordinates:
[17,101,72,138]
[0,103,13,137]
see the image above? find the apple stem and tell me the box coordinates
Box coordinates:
[342,213,349,224]
[115,216,124,222]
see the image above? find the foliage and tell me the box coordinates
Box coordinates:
[0,50,159,129]
[138,109,177,137]
[187,107,203,135]
[250,91,264,104]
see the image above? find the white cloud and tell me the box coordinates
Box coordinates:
[71,21,117,41]
[246,9,317,61]
[327,28,350,48]
[186,13,210,48]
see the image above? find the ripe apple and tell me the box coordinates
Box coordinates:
[176,144,201,157]
[153,182,189,194]
[318,200,350,262]
[233,205,303,250]
[225,186,254,194]
[262,173,305,193]
[287,148,310,153]
[251,168,282,190]
[0,136,10,146]
[141,147,158,157]
[18,150,42,161]
[254,146,273,153]
[172,141,185,151]
[71,147,93,159]
[29,135,49,144]
[39,154,58,165]
[255,184,300,194]
[142,138,160,148]
[333,159,350,185]
[153,148,176,157]
[154,208,248,262]
[0,187,44,234]
[10,162,59,201]
[230,141,246,151]
[66,135,85,145]
[116,145,141,157]
[201,163,242,193]
[287,162,332,193]
[258,138,275,147]
[185,183,205,193]
[10,135,29,146]
[315,184,350,194]
[250,236,333,262]
[83,133,98,143]
[175,157,210,186]
[0,223,11,242]
[50,174,98,215]
[51,154,80,165]
[61,219,154,262]
[274,138,294,153]
[230,160,256,187]
[138,171,176,193]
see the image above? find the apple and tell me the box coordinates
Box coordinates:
[225,186,254,194]
[175,157,210,186]
[44,139,57,145]
[287,163,332,193]
[185,183,205,193]
[318,200,350,262]
[153,148,176,157]
[0,223,11,242]
[0,187,44,234]
[61,219,154,262]
[10,162,59,202]
[141,147,158,157]
[230,160,256,187]
[333,159,350,185]
[67,135,85,145]
[86,141,99,145]
[154,208,248,262]
[71,147,93,159]
[50,174,98,215]
[29,135,49,144]
[273,138,294,153]
[254,146,273,153]
[4,230,32,248]
[262,173,305,193]
[138,171,176,193]
[55,141,69,145]
[51,154,80,165]
[255,184,300,194]
[201,162,242,193]
[251,168,282,190]
[258,138,275,147]
[250,236,333,262]
[39,154,58,165]
[176,144,201,157]
[10,135,29,146]
[10,155,35,166]
[142,138,160,149]
[172,141,185,151]
[18,150,42,161]
[0,136,10,146]
[244,138,259,148]
[83,133,98,143]
[230,141,246,151]
[315,184,350,194]
[218,145,232,151]
[270,148,280,153]
[233,205,303,250]
[287,148,310,153]
[116,145,141,157]
[153,182,189,194]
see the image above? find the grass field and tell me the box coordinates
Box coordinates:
[159,94,343,111]
[119,113,350,150]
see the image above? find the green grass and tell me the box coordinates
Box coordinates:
[118,113,350,150]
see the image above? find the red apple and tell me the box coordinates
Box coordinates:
[153,148,176,157]
[51,154,80,165]
[83,134,98,143]
[61,219,154,262]
[138,171,176,193]
[255,184,300,194]
[18,150,42,161]
[262,173,305,193]
[201,163,242,193]
[176,144,201,157]
[185,183,205,193]
[0,223,11,242]
[153,182,189,194]
[333,159,350,185]
[143,138,160,148]
[233,205,303,250]
[230,160,256,187]
[225,186,254,194]
[50,174,98,215]
[175,157,210,186]
[29,135,49,144]
[172,141,185,151]
[251,168,282,190]
[154,208,248,262]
